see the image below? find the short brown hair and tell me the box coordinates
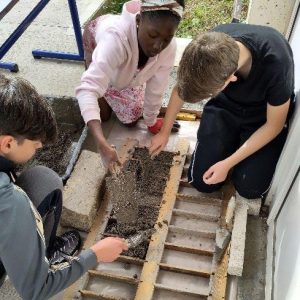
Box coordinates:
[177,31,239,102]
[0,75,57,143]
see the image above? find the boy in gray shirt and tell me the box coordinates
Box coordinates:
[0,74,127,300]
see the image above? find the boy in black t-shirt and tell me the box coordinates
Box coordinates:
[149,23,295,201]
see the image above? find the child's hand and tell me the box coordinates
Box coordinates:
[149,131,169,158]
[203,160,231,185]
[91,237,128,263]
[99,143,120,169]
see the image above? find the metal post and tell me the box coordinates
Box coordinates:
[32,0,84,61]
[232,0,242,23]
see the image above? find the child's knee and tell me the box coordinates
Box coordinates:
[190,180,222,193]
[233,172,267,199]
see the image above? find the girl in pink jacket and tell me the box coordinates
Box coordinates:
[76,0,184,168]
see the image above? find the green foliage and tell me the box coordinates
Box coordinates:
[96,0,249,38]
[99,0,126,15]
[177,0,249,38]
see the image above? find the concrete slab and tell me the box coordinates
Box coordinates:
[228,199,248,276]
[0,277,20,300]
[247,0,296,35]
[237,217,267,300]
[0,276,64,300]
[236,192,262,216]
[246,198,262,216]
[215,228,231,262]
[61,150,106,232]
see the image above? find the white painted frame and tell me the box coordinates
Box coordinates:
[265,2,300,298]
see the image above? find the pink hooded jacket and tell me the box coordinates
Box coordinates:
[75,0,176,126]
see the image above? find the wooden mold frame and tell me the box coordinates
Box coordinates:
[64,138,232,300]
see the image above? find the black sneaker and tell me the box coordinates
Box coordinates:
[48,230,81,265]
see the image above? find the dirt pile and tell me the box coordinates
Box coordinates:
[17,125,82,176]
[105,147,176,259]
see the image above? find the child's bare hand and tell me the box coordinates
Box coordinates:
[99,143,120,169]
[91,237,128,263]
[203,160,231,185]
[149,132,169,158]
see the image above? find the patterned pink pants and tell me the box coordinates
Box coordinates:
[83,17,145,124]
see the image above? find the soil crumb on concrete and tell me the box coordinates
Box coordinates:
[17,126,82,176]
[105,147,175,259]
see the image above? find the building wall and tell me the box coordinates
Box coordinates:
[265,4,300,299]
[247,0,298,35]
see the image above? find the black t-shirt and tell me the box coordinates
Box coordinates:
[214,23,294,107]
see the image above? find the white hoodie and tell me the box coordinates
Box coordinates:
[75,0,176,126]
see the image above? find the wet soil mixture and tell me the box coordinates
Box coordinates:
[105,147,176,259]
[17,126,79,176]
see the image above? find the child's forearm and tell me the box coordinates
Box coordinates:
[225,101,290,168]
[225,122,284,168]
[87,120,108,148]
[161,86,184,135]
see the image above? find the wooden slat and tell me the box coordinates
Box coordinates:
[117,255,144,265]
[80,290,128,300]
[164,242,214,256]
[176,194,223,206]
[134,139,189,300]
[154,283,209,297]
[172,208,220,222]
[88,270,139,285]
[210,245,230,300]
[159,263,211,278]
[168,225,216,239]
[209,182,235,299]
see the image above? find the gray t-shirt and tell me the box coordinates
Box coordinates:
[0,171,97,300]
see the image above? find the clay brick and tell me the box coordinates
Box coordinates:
[61,150,106,232]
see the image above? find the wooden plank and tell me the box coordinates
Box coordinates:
[134,139,189,300]
[159,263,211,278]
[209,182,234,299]
[219,182,235,228]
[88,270,139,285]
[164,242,214,256]
[210,245,230,300]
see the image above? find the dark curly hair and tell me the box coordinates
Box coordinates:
[0,75,57,144]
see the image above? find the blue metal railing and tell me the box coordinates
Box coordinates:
[0,0,84,72]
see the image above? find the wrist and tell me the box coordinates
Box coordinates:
[224,156,236,169]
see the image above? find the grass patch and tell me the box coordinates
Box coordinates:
[96,0,249,38]
[177,0,249,38]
